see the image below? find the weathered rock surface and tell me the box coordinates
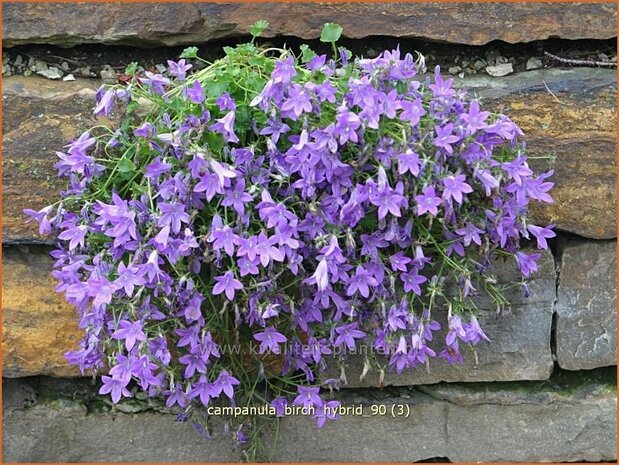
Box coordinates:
[3,3,616,48]
[2,76,99,244]
[328,249,556,387]
[3,69,615,243]
[555,240,617,370]
[2,247,82,377]
[3,369,616,462]
[461,68,617,240]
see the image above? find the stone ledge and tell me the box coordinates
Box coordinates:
[3,368,616,462]
[3,3,617,48]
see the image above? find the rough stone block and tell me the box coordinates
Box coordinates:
[2,3,616,48]
[3,369,616,462]
[555,240,617,370]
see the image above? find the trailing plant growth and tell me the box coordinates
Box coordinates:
[25,23,554,454]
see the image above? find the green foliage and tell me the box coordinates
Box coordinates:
[320,23,343,43]
[180,46,199,59]
[250,20,269,38]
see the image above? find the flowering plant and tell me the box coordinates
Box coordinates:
[25,23,554,452]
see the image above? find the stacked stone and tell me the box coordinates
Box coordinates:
[2,3,616,462]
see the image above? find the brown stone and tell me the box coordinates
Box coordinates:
[2,246,82,377]
[2,76,105,244]
[465,68,617,239]
[2,3,616,48]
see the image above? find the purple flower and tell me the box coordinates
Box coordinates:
[253,326,287,354]
[313,259,330,291]
[293,385,322,409]
[158,201,191,234]
[515,251,541,278]
[434,123,460,155]
[527,224,556,249]
[24,206,54,236]
[397,150,420,176]
[400,269,427,295]
[346,265,379,298]
[455,222,484,247]
[221,178,252,216]
[211,111,239,143]
[212,370,240,399]
[113,262,145,297]
[369,181,407,221]
[389,252,411,272]
[216,93,236,111]
[415,186,441,216]
[112,320,146,351]
[334,322,366,351]
[212,271,243,301]
[167,59,192,80]
[281,84,312,120]
[461,100,490,132]
[94,88,115,117]
[399,98,425,125]
[442,175,473,204]
[464,315,490,345]
[99,375,131,404]
[139,71,170,94]
[272,57,296,85]
[188,375,216,406]
[184,80,205,104]
[165,385,189,408]
[58,224,88,251]
[334,108,361,144]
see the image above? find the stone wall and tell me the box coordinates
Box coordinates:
[2,2,617,462]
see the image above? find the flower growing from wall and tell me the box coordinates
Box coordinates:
[25,22,553,455]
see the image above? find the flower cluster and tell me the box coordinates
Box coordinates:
[25,25,553,444]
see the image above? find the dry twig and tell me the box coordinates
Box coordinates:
[543,51,617,68]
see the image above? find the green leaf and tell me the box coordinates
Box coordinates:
[180,46,199,59]
[299,44,316,63]
[126,101,139,115]
[205,80,228,99]
[125,62,138,76]
[250,20,269,38]
[205,132,224,153]
[320,23,343,43]
[130,182,148,196]
[118,157,137,174]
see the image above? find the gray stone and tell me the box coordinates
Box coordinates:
[448,66,462,75]
[3,404,238,462]
[3,370,615,462]
[33,59,47,73]
[36,67,63,80]
[486,63,514,77]
[526,57,543,70]
[555,240,617,370]
[472,59,487,70]
[99,65,117,85]
[326,249,556,388]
